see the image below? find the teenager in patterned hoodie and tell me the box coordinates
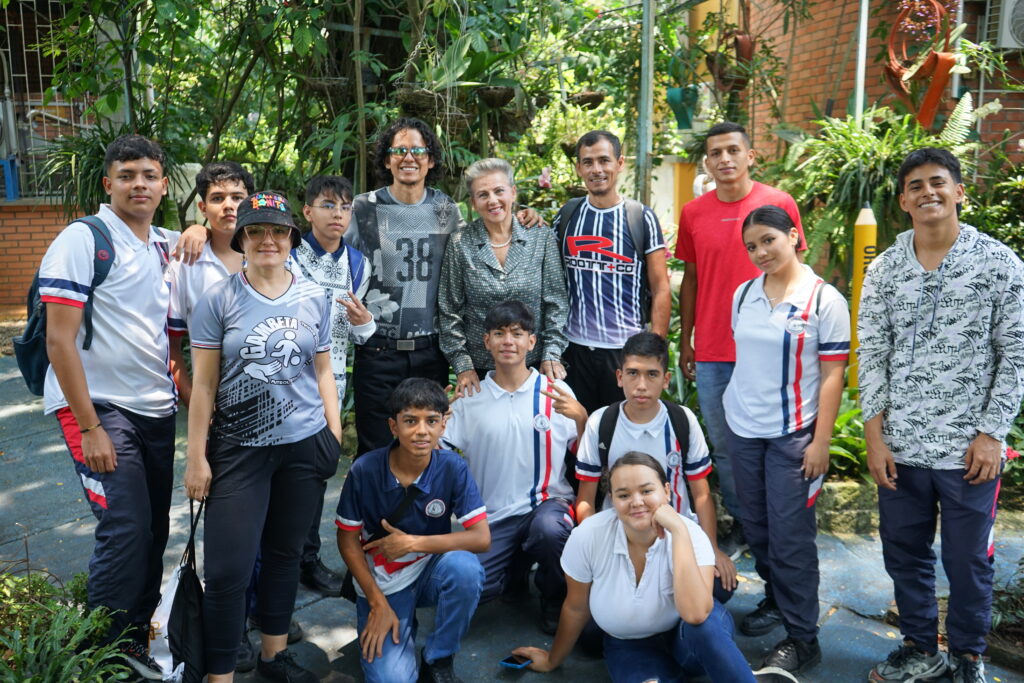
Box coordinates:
[859,148,1024,683]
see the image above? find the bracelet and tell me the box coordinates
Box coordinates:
[79,422,103,434]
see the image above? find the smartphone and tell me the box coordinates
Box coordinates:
[499,654,532,669]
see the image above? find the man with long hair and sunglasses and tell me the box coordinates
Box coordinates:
[347,118,541,455]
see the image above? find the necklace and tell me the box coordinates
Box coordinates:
[489,235,512,248]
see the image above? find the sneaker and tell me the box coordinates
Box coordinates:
[236,628,257,673]
[248,614,304,644]
[718,524,748,561]
[257,649,317,683]
[118,640,163,681]
[538,598,561,636]
[869,642,948,681]
[762,637,821,674]
[950,653,986,683]
[299,556,344,597]
[419,654,462,683]
[752,666,800,682]
[740,596,784,637]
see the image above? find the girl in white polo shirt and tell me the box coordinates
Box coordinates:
[723,205,849,676]
[512,452,755,682]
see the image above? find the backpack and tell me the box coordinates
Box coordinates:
[555,197,651,324]
[13,216,115,396]
[594,399,692,512]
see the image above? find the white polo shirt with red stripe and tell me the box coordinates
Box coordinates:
[441,369,577,524]
[336,444,487,597]
[724,264,850,439]
[38,204,178,417]
[575,402,711,522]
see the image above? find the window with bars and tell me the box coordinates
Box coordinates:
[1,1,93,199]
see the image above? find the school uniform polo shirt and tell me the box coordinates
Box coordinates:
[723,264,850,439]
[335,445,487,597]
[39,204,178,417]
[441,369,577,524]
[167,242,233,335]
[576,402,711,522]
[561,509,714,640]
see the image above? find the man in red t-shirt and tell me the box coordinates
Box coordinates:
[675,121,806,637]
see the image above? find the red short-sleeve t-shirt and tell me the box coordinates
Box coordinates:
[675,181,805,362]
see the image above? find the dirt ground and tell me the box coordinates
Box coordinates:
[0,320,22,356]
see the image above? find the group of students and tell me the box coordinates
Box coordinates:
[34,114,1024,683]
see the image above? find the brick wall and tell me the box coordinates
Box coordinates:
[0,201,69,310]
[745,0,1024,168]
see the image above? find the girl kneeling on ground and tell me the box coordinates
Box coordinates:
[513,452,755,682]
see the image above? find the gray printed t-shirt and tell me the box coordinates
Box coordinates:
[190,271,332,446]
[348,187,462,339]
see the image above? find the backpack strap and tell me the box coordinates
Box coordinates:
[814,279,825,315]
[352,192,380,255]
[346,243,366,293]
[77,216,115,351]
[623,199,650,324]
[555,197,586,259]
[735,279,756,315]
[594,401,623,512]
[661,399,696,515]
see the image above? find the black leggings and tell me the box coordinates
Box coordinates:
[202,426,340,674]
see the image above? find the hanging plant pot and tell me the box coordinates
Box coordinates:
[706,33,755,93]
[477,86,516,108]
[666,84,701,129]
[569,91,605,109]
[396,87,445,117]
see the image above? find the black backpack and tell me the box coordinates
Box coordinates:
[555,197,652,324]
[13,216,115,396]
[594,399,692,512]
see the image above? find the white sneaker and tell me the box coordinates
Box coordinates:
[869,643,947,682]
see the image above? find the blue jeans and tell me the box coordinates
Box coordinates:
[603,602,754,682]
[355,551,484,683]
[695,361,740,519]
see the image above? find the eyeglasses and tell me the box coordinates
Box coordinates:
[244,225,293,240]
[312,202,353,213]
[387,146,429,159]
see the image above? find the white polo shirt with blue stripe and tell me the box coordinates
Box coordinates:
[441,369,577,524]
[38,204,178,417]
[575,402,711,522]
[724,264,850,439]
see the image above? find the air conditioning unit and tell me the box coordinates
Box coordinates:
[987,0,1024,50]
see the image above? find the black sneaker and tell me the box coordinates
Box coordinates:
[762,637,821,674]
[538,598,561,636]
[299,556,344,597]
[740,596,784,636]
[118,640,163,681]
[257,649,317,683]
[419,654,462,683]
[236,627,257,673]
[248,614,304,644]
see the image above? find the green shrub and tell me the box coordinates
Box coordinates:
[0,564,131,681]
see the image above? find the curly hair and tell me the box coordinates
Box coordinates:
[373,117,444,186]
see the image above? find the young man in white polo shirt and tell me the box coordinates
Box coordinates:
[167,161,253,405]
[41,135,189,680]
[441,300,587,634]
[574,331,736,604]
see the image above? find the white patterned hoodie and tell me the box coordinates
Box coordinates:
[857,224,1024,469]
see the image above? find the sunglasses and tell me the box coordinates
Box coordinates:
[244,225,293,240]
[387,146,429,159]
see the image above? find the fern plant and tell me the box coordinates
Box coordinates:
[772,100,994,279]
